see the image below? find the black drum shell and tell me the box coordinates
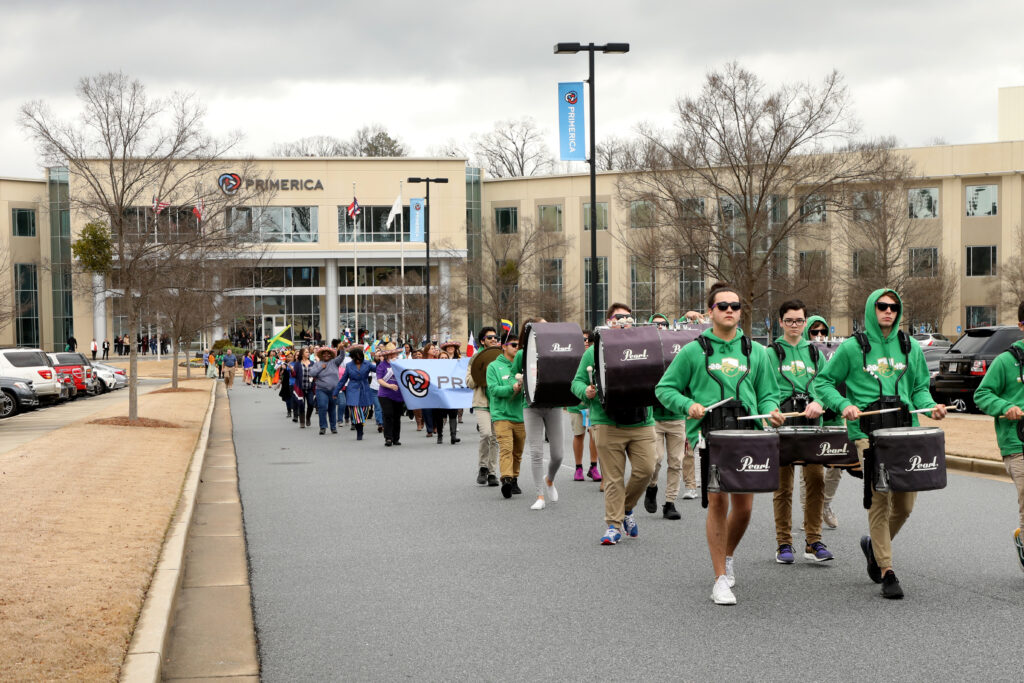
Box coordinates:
[523,322,585,407]
[595,326,665,406]
[776,426,857,467]
[658,328,704,371]
[871,427,946,492]
[706,429,780,493]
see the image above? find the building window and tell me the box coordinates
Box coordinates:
[853,191,881,222]
[229,206,318,243]
[12,208,36,237]
[583,257,608,329]
[249,266,321,288]
[340,265,425,288]
[14,264,39,348]
[852,250,877,276]
[967,305,997,328]
[583,202,608,231]
[966,245,997,277]
[630,257,654,322]
[800,195,826,223]
[539,258,564,320]
[909,247,938,277]
[537,204,562,232]
[908,188,939,219]
[338,205,411,242]
[495,206,518,234]
[966,185,998,217]
[680,198,705,218]
[770,195,788,224]
[630,200,655,229]
[799,250,827,277]
[678,257,705,314]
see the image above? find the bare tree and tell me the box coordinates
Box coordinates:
[618,63,885,333]
[0,248,13,338]
[272,125,407,158]
[595,135,644,171]
[472,118,554,178]
[426,139,470,159]
[270,135,348,157]
[20,71,270,420]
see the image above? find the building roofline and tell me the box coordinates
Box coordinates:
[0,175,46,183]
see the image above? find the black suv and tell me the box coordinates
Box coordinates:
[931,325,1024,411]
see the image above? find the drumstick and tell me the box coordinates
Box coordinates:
[854,407,901,417]
[736,411,802,421]
[704,396,735,412]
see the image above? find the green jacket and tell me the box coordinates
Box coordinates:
[486,354,524,423]
[654,328,781,446]
[570,345,654,427]
[811,289,936,440]
[974,340,1024,456]
[802,314,843,427]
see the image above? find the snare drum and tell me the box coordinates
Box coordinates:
[870,427,946,492]
[522,322,585,407]
[776,426,857,467]
[705,430,780,494]
[594,326,665,406]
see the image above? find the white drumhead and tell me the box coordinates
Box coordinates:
[525,327,539,404]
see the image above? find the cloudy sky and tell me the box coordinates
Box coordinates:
[2,0,1023,178]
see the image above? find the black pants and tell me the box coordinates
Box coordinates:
[380,397,404,443]
[432,409,458,439]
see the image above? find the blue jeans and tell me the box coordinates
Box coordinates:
[316,389,337,431]
[336,390,348,424]
[371,389,383,426]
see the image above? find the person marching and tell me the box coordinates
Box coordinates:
[291,347,315,428]
[487,328,525,498]
[655,283,783,605]
[376,343,405,447]
[805,316,842,529]
[973,299,1024,573]
[766,300,834,564]
[338,346,376,441]
[568,330,602,485]
[571,303,658,545]
[467,326,501,487]
[644,312,697,521]
[813,289,946,599]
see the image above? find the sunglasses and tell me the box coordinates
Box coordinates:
[611,313,633,320]
[483,335,498,340]
[809,328,828,336]
[506,341,519,347]
[875,302,901,313]
[714,301,742,312]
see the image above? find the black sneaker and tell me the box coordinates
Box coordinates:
[500,477,513,499]
[860,536,882,584]
[487,474,499,487]
[319,428,326,435]
[385,440,393,447]
[511,478,522,495]
[476,467,488,485]
[881,570,904,599]
[644,485,658,514]
[663,502,681,520]
[437,434,443,444]
[451,436,461,444]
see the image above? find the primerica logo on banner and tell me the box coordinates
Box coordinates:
[558,82,586,162]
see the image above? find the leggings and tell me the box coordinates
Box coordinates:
[523,405,565,496]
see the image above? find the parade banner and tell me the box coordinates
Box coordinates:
[409,198,425,242]
[391,358,473,409]
[558,82,586,161]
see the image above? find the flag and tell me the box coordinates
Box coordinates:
[152,197,169,214]
[466,331,476,358]
[259,361,272,385]
[500,319,513,334]
[347,198,361,219]
[386,195,402,229]
[192,198,206,222]
[266,325,294,351]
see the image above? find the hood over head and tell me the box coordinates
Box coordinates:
[863,288,903,341]
[802,315,829,341]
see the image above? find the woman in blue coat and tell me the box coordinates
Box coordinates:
[338,347,377,441]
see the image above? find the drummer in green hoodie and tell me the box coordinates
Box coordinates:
[973,300,1024,573]
[655,283,784,606]
[812,289,946,600]
[766,300,834,565]
[805,316,844,530]
[487,328,525,499]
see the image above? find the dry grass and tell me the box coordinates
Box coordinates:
[0,379,213,681]
[148,387,206,395]
[89,416,182,428]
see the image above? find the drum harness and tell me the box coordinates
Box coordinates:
[768,341,820,427]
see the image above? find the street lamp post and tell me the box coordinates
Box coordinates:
[407,176,448,346]
[554,41,629,329]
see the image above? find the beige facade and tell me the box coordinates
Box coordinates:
[0,176,51,349]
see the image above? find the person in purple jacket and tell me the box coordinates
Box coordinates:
[376,343,405,447]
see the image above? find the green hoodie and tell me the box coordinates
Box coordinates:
[973,340,1024,456]
[811,289,936,440]
[486,353,524,423]
[801,314,844,427]
[570,345,654,427]
[654,327,781,446]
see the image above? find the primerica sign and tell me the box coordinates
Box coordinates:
[558,82,586,162]
[218,172,324,195]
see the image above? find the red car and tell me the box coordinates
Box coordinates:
[47,352,97,394]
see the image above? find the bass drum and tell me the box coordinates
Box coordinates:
[523,322,584,407]
[595,325,665,407]
[469,346,502,388]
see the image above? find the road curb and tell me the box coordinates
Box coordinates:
[119,381,218,683]
[946,453,1010,479]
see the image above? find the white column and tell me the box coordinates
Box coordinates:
[92,273,106,343]
[325,258,339,342]
[211,273,224,341]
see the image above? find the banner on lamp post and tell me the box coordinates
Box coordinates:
[409,198,425,242]
[558,82,586,161]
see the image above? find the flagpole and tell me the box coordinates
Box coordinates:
[352,182,359,344]
[399,181,405,343]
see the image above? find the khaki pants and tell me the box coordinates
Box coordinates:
[1004,453,1024,529]
[224,366,235,388]
[594,424,657,530]
[774,464,825,546]
[649,419,695,500]
[476,409,499,474]
[856,439,916,569]
[493,420,525,479]
[823,466,842,504]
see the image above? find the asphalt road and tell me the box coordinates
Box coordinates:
[231,387,1024,682]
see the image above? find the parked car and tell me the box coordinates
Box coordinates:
[0,348,62,403]
[931,326,1024,412]
[923,347,946,377]
[90,362,126,391]
[47,352,99,395]
[913,332,951,348]
[0,375,39,418]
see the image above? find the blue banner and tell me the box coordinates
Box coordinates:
[558,82,586,161]
[391,358,472,409]
[409,198,425,242]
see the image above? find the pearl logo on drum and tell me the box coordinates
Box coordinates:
[816,441,849,457]
[620,348,648,362]
[550,343,573,352]
[736,456,771,472]
[905,455,939,471]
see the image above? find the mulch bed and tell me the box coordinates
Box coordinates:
[89,417,182,428]
[149,388,206,395]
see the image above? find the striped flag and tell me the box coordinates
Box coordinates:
[466,331,476,358]
[347,198,361,218]
[192,198,206,222]
[152,197,170,214]
[500,319,513,334]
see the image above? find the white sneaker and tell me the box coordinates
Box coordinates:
[546,478,558,502]
[682,489,699,500]
[530,498,545,511]
[711,576,736,605]
[725,556,736,587]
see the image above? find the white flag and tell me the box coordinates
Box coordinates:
[386,194,402,229]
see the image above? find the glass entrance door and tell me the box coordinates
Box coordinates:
[262,314,288,347]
